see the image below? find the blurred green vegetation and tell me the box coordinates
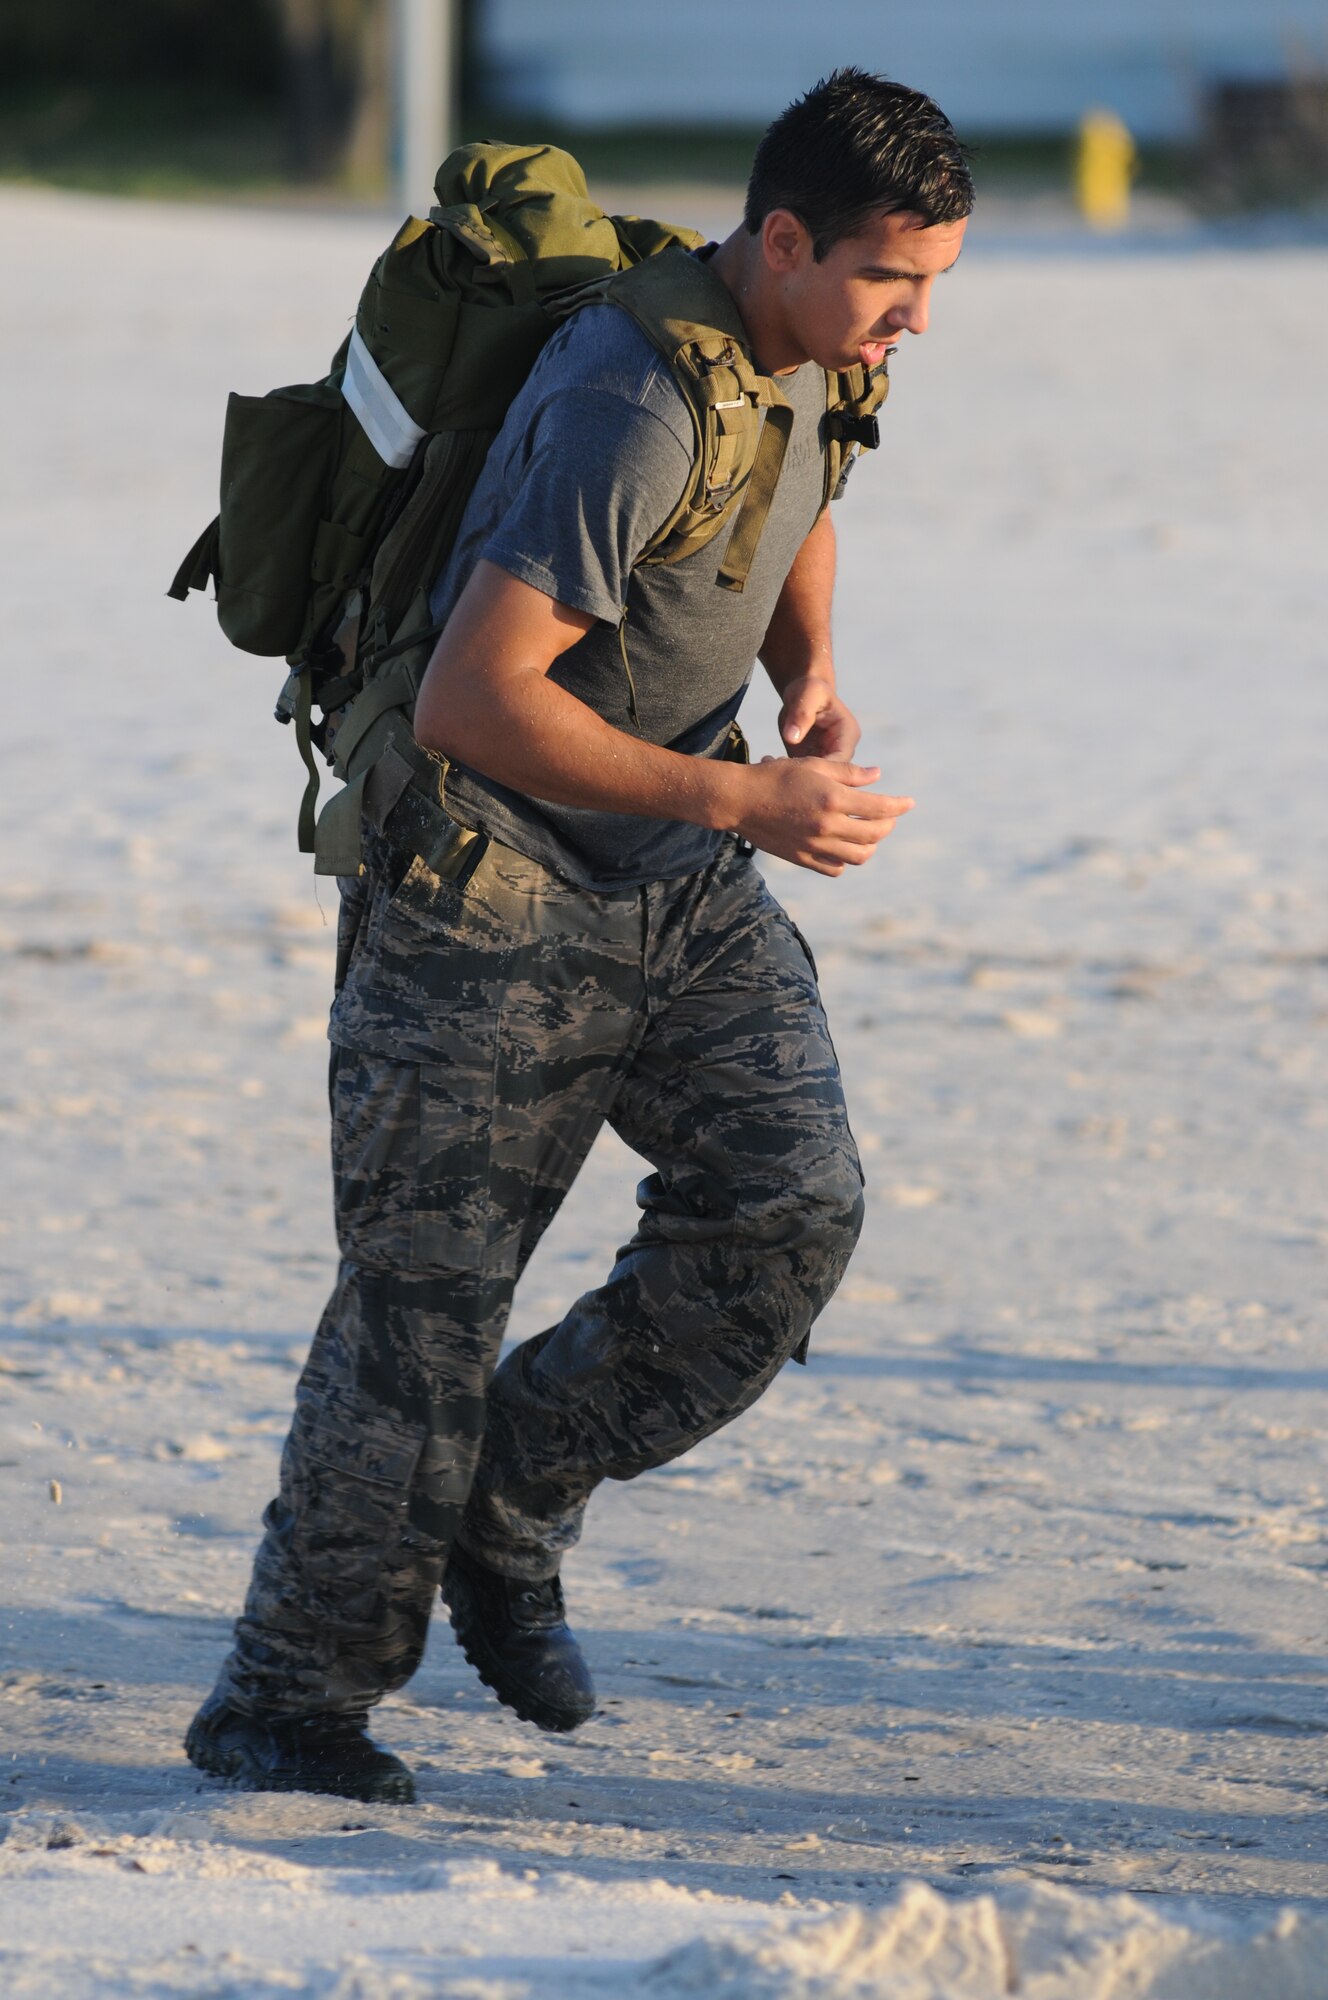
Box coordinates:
[0,87,1202,208]
[543,126,1199,197]
[0,0,383,196]
[963,131,1198,201]
[0,85,289,198]
[0,0,285,90]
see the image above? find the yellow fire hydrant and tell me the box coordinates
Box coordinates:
[1075,108,1136,231]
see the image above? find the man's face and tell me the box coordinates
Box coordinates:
[766,207,967,373]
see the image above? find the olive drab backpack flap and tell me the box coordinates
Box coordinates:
[167,141,889,874]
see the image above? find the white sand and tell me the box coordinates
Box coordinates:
[2,184,1326,1996]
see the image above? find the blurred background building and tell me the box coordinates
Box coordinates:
[479,0,1327,142]
[2,0,1326,208]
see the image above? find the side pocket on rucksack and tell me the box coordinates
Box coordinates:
[215,385,344,655]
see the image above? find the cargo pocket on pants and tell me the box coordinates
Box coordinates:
[285,1394,424,1633]
[330,1046,502,1276]
[412,1057,503,1273]
[330,1049,425,1271]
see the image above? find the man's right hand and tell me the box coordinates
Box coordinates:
[732,756,914,877]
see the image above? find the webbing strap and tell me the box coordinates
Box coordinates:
[431,203,509,266]
[166,514,220,601]
[694,362,745,406]
[359,619,445,677]
[617,616,642,731]
[343,327,427,470]
[328,656,420,780]
[293,666,321,854]
[716,397,794,593]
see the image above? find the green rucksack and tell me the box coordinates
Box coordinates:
[169,141,888,875]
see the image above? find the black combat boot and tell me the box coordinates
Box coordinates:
[184,1691,416,1804]
[442,1543,596,1733]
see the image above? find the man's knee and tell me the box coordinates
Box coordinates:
[752,1152,864,1311]
[801,1165,865,1301]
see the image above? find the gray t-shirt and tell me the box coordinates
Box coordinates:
[428,289,834,890]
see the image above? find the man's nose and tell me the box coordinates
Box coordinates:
[887,279,932,337]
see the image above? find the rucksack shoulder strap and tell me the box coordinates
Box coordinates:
[569,248,797,594]
[598,243,751,353]
[822,358,891,508]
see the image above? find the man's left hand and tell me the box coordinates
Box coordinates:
[778,675,862,762]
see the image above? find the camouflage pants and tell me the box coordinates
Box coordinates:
[217,824,863,1716]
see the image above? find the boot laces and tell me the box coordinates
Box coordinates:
[512,1575,564,1627]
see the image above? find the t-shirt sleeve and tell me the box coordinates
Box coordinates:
[479,386,693,625]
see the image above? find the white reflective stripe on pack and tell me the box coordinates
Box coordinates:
[342,327,426,469]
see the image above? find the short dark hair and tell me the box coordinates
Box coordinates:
[745,67,974,258]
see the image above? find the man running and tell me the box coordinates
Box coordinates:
[186,67,972,1802]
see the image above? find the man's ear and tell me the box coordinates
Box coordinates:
[761,208,813,274]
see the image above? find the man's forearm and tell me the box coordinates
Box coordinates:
[412,558,903,876]
[758,508,836,694]
[424,657,746,832]
[420,657,906,878]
